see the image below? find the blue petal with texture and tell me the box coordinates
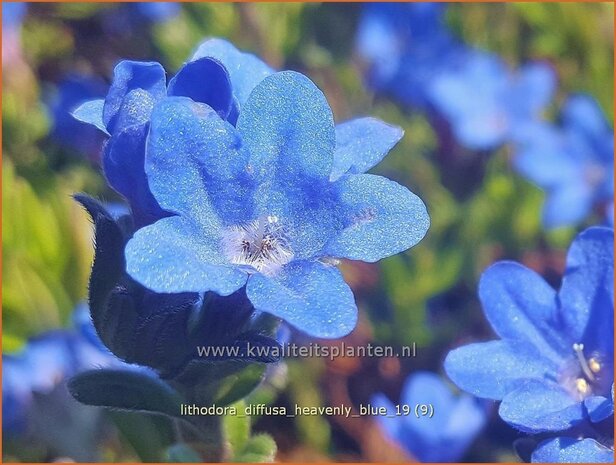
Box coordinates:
[192,38,273,108]
[445,340,555,400]
[478,262,564,358]
[146,97,254,225]
[560,227,614,346]
[103,61,166,133]
[103,122,166,225]
[167,57,233,119]
[331,117,403,180]
[324,174,429,262]
[246,260,357,338]
[499,380,584,433]
[125,215,247,295]
[531,438,614,463]
[237,71,335,183]
[72,99,109,135]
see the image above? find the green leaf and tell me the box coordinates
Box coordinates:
[68,369,184,418]
[174,360,266,407]
[234,434,277,463]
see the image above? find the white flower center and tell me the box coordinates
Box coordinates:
[222,215,294,276]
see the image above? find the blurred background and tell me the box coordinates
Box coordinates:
[2,2,614,462]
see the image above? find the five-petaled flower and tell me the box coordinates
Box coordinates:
[123,69,430,338]
[514,95,614,228]
[445,227,613,438]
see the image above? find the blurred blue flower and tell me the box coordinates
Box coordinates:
[47,74,107,159]
[2,305,119,435]
[445,227,614,435]
[428,53,556,150]
[514,95,614,228]
[372,372,486,462]
[130,2,180,23]
[531,437,614,463]
[124,70,430,338]
[356,2,466,109]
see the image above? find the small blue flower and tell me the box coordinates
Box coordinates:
[514,95,614,228]
[445,227,614,434]
[47,74,108,159]
[130,2,180,23]
[2,305,119,435]
[428,52,556,150]
[356,2,466,109]
[372,372,486,462]
[124,70,430,338]
[531,437,614,463]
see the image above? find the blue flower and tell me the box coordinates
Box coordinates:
[372,372,486,462]
[2,305,119,435]
[514,95,614,228]
[47,74,108,159]
[531,437,613,463]
[445,227,614,435]
[124,70,430,338]
[356,2,466,109]
[130,2,180,23]
[428,52,556,150]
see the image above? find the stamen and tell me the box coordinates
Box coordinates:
[222,215,294,276]
[575,378,590,396]
[588,358,602,374]
[573,343,596,382]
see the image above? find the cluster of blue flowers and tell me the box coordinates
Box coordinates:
[357,2,613,229]
[358,3,614,462]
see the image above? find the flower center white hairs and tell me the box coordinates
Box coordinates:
[222,215,294,276]
[560,342,607,401]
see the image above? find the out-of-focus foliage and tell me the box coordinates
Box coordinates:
[2,2,613,463]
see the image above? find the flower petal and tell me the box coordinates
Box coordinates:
[103,61,166,133]
[146,97,255,226]
[167,57,233,119]
[478,262,565,357]
[563,95,609,142]
[499,380,584,433]
[560,227,614,348]
[237,71,335,183]
[72,99,108,135]
[103,122,167,226]
[531,438,614,463]
[191,38,274,108]
[324,174,429,262]
[513,62,556,115]
[444,340,555,400]
[584,395,614,423]
[125,216,247,295]
[331,117,403,181]
[246,261,357,338]
[542,182,594,229]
